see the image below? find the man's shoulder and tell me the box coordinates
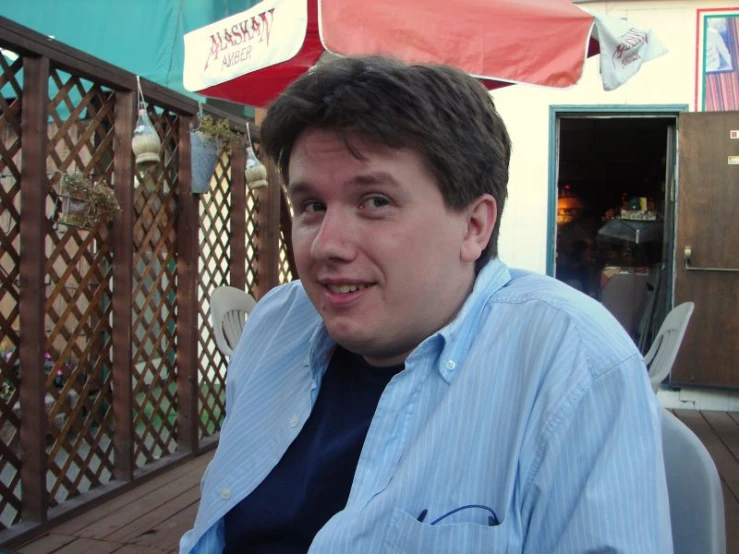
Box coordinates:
[252,279,315,318]
[493,269,601,313]
[241,280,322,347]
[487,268,640,372]
[226,281,322,383]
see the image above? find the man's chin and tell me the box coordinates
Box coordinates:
[329,335,411,367]
[326,330,369,354]
[326,329,374,356]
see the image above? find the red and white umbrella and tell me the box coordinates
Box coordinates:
[183,0,667,108]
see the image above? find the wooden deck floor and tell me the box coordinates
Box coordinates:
[14,450,215,554]
[11,409,739,554]
[673,409,739,554]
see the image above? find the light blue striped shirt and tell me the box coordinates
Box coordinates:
[181,259,672,553]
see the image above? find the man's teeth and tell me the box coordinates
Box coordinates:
[327,284,367,294]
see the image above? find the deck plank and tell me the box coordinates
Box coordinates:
[703,411,739,463]
[13,451,212,554]
[111,545,167,554]
[74,459,209,541]
[674,410,739,502]
[54,452,211,537]
[105,485,201,544]
[129,501,200,550]
[722,481,739,554]
[674,409,739,554]
[17,533,76,554]
[46,538,118,554]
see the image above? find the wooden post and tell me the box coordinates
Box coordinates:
[19,55,50,523]
[280,188,297,279]
[230,140,246,290]
[176,116,200,454]
[253,110,281,298]
[111,90,135,481]
[255,161,281,298]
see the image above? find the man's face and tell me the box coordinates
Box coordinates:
[288,129,492,366]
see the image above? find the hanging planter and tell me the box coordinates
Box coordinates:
[190,131,220,194]
[245,124,268,190]
[56,171,121,230]
[132,107,161,167]
[131,76,161,168]
[190,113,240,194]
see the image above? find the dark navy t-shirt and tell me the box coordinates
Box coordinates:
[222,346,403,554]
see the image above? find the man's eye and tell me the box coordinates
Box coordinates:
[363,196,390,209]
[303,201,326,213]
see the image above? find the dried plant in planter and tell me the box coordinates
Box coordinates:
[57,171,121,230]
[196,114,241,147]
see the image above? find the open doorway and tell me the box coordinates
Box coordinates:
[553,114,677,352]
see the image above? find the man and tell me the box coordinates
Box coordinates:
[181,56,672,553]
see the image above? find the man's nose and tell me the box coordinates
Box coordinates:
[310,208,356,261]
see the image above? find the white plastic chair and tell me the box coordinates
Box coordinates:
[645,302,694,392]
[210,286,256,358]
[661,409,726,554]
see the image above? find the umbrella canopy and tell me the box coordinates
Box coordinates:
[597,218,663,245]
[183,0,667,108]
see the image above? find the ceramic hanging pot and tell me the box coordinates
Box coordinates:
[132,105,161,167]
[245,144,267,189]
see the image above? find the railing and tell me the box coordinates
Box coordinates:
[0,16,295,546]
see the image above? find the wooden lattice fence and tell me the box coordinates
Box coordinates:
[0,16,295,546]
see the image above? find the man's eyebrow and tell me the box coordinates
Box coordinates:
[287,181,311,196]
[350,171,399,187]
[288,172,399,195]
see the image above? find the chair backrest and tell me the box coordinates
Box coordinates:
[210,286,257,358]
[645,301,694,392]
[661,409,726,554]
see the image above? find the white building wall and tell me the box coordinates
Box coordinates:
[492,0,726,273]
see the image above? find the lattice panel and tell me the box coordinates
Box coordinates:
[245,189,259,297]
[43,68,117,508]
[131,108,179,467]
[197,151,232,439]
[0,50,23,531]
[278,228,294,284]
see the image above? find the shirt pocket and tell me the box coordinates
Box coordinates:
[384,508,509,554]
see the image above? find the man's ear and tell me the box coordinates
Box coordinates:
[461,194,497,263]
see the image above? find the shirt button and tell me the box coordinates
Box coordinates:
[289,415,298,427]
[220,488,231,500]
[446,360,456,370]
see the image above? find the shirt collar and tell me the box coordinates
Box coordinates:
[307,325,336,380]
[431,258,511,383]
[306,259,512,383]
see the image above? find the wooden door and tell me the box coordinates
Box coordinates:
[672,111,739,389]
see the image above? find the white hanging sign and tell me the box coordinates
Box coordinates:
[184,0,307,91]
[586,9,668,91]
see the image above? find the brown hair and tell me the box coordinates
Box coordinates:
[261,56,512,269]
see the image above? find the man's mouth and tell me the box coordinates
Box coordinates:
[325,284,371,294]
